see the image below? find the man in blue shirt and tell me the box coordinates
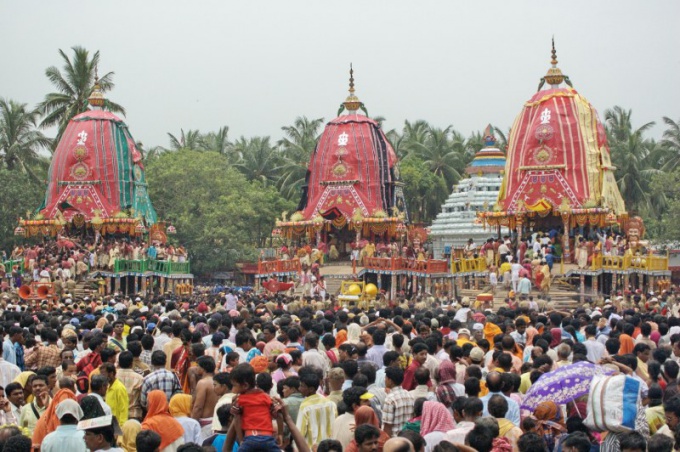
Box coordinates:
[544,251,555,271]
[147,244,157,260]
[41,399,87,452]
[480,372,521,426]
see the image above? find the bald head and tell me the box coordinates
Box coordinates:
[383,437,415,452]
[486,371,503,392]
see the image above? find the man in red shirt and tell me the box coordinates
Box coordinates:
[77,335,105,376]
[230,363,283,450]
[402,343,429,391]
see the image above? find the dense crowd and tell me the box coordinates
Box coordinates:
[0,236,188,293]
[0,285,679,452]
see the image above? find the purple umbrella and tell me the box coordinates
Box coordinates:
[521,361,614,411]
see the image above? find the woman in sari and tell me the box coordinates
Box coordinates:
[539,260,551,294]
[345,406,391,452]
[172,334,194,394]
[420,401,456,451]
[533,401,567,451]
[32,388,77,446]
[120,419,142,452]
[168,394,201,445]
[13,371,36,403]
[618,332,635,355]
[335,330,348,348]
[347,323,362,345]
[142,390,184,452]
[272,354,298,384]
[436,360,464,410]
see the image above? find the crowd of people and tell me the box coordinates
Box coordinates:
[0,235,188,292]
[0,281,679,452]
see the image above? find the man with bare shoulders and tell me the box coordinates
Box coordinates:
[191,355,218,438]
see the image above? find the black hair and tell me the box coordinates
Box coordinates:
[355,424,380,445]
[136,430,162,452]
[299,370,320,390]
[216,403,232,428]
[342,386,367,413]
[618,431,646,451]
[385,366,404,386]
[151,350,167,366]
[256,373,273,393]
[517,432,548,452]
[398,430,425,452]
[118,350,133,368]
[282,376,300,390]
[197,356,216,373]
[647,433,673,452]
[141,334,155,351]
[467,424,493,452]
[230,363,255,387]
[317,439,343,452]
[3,434,33,452]
[213,372,232,389]
[90,375,108,392]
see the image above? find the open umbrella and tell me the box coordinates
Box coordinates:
[521,361,614,411]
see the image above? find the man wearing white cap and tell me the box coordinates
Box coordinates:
[41,399,86,452]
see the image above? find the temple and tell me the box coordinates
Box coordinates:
[430,125,507,259]
[13,76,192,296]
[276,66,408,254]
[260,68,449,301]
[476,40,669,297]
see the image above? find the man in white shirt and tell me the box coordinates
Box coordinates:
[584,324,608,363]
[224,291,238,311]
[511,262,522,292]
[301,333,329,375]
[90,375,112,415]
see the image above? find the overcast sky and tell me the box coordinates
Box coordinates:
[2,1,678,149]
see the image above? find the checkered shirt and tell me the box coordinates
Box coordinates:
[382,386,415,436]
[25,344,61,370]
[117,368,144,419]
[140,368,182,408]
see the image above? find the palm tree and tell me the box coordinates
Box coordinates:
[136,141,165,163]
[233,136,282,185]
[167,129,202,151]
[605,108,658,212]
[372,115,386,128]
[661,116,680,171]
[409,125,467,190]
[604,106,647,143]
[38,46,125,145]
[492,126,510,152]
[609,125,659,213]
[400,119,430,158]
[0,98,51,182]
[276,116,324,199]
[200,126,235,160]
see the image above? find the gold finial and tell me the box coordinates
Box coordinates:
[343,63,361,113]
[544,37,565,87]
[88,65,106,108]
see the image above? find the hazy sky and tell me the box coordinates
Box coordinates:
[2,1,679,148]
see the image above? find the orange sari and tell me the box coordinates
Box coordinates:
[32,389,77,446]
[345,406,391,452]
[142,390,184,450]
